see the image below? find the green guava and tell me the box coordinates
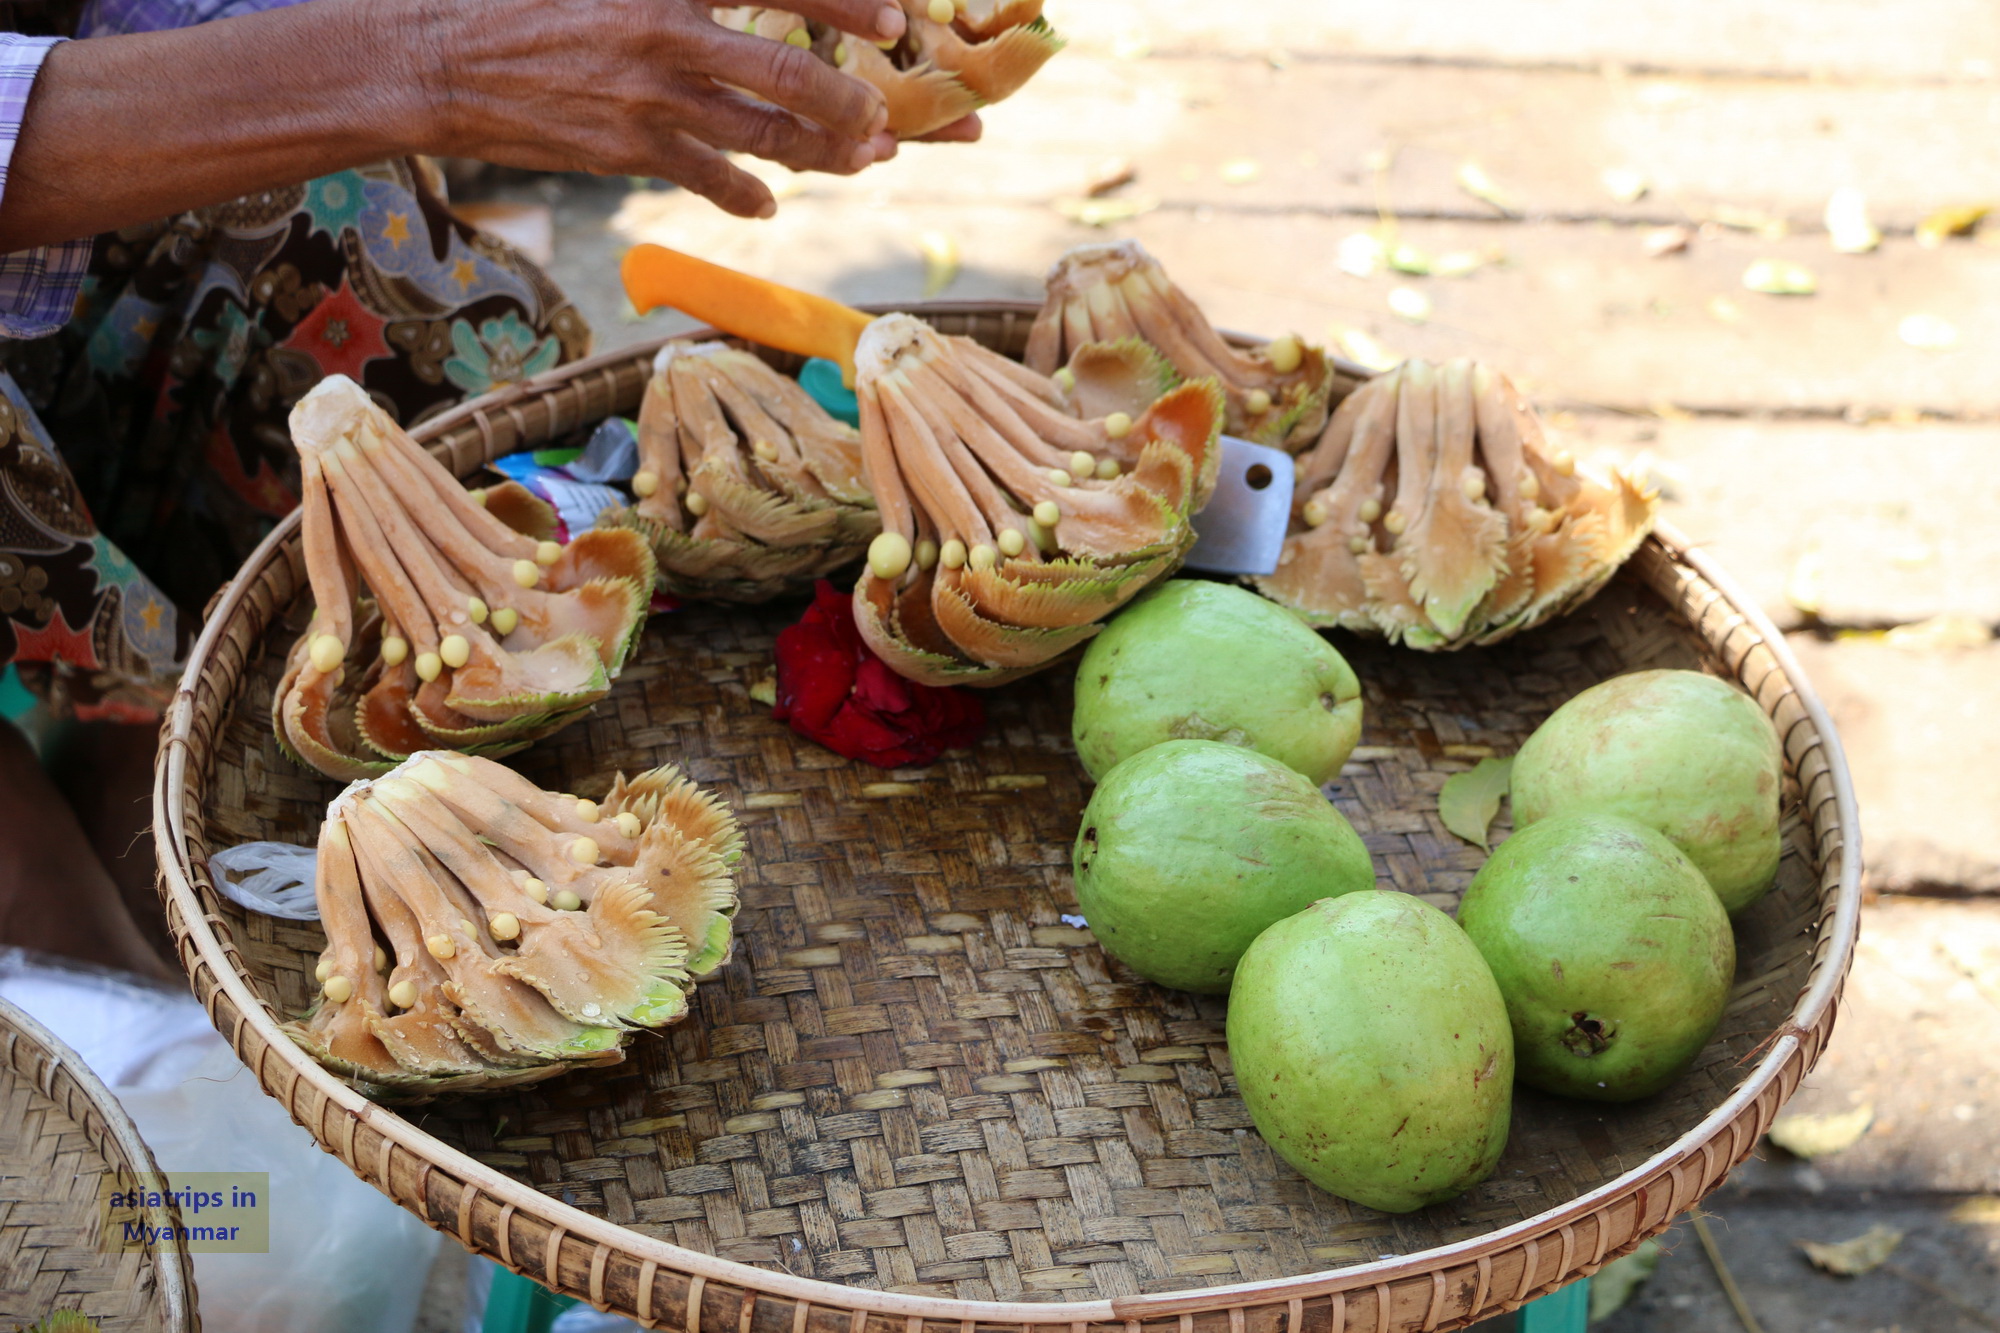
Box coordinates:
[1072,580,1363,784]
[1510,669,1782,913]
[1458,813,1735,1102]
[1073,740,1374,993]
[1226,891,1514,1214]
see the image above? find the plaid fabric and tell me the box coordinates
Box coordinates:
[0,0,308,337]
[0,34,91,338]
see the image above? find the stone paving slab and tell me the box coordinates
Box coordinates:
[578,185,2000,414]
[694,54,2000,230]
[1734,898,2000,1192]
[1044,0,2000,82]
[1567,416,2000,630]
[1780,639,2000,897]
[1592,1196,2000,1332]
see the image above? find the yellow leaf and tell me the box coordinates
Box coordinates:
[1439,756,1513,850]
[1768,1101,1872,1157]
[1601,166,1649,203]
[1899,313,1959,350]
[1338,231,1387,277]
[1743,259,1817,295]
[1387,286,1431,322]
[1054,195,1159,227]
[1220,158,1262,186]
[1329,326,1400,372]
[1917,203,1992,248]
[918,230,959,298]
[1455,161,1517,214]
[1798,1225,1901,1276]
[1824,187,1881,254]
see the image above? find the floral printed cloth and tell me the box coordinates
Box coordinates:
[0,155,590,721]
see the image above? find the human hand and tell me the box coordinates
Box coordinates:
[405,0,912,217]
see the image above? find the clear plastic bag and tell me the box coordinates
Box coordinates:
[0,949,441,1333]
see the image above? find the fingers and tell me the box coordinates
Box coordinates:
[721,0,907,42]
[908,112,983,144]
[695,90,897,174]
[656,132,780,218]
[702,26,887,139]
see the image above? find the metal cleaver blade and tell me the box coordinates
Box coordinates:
[1182,435,1296,577]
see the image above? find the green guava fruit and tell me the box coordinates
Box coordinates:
[1510,669,1782,913]
[1227,891,1514,1213]
[1073,740,1375,993]
[1072,580,1363,784]
[1458,812,1735,1102]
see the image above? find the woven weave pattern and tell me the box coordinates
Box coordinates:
[202,574,1817,1303]
[0,1006,198,1330]
[155,310,1858,1331]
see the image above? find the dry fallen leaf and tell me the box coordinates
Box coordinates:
[1455,161,1517,214]
[1084,158,1138,198]
[1799,1225,1901,1277]
[1329,326,1400,372]
[1338,231,1387,278]
[1744,259,1818,295]
[1439,756,1513,850]
[1053,195,1160,227]
[1602,166,1649,203]
[1899,313,1960,350]
[1917,203,1993,248]
[1387,286,1432,322]
[1711,204,1789,239]
[1824,187,1881,254]
[1884,615,1992,650]
[1768,1101,1873,1157]
[1643,225,1693,258]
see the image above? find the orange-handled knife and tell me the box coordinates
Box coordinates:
[621,243,875,385]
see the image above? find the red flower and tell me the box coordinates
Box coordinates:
[774,580,984,768]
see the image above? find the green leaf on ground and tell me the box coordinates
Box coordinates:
[1589,1240,1662,1322]
[1767,1102,1873,1158]
[1743,259,1817,295]
[1799,1225,1902,1276]
[1439,756,1513,850]
[1455,161,1517,214]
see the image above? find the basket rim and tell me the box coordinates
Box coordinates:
[0,992,200,1329]
[153,319,1862,1323]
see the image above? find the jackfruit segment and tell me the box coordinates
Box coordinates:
[1255,358,1657,649]
[274,375,655,779]
[1025,240,1341,452]
[716,0,1063,138]
[598,341,878,604]
[280,751,742,1101]
[850,313,1223,685]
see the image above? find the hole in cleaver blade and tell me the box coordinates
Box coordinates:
[1184,436,1295,577]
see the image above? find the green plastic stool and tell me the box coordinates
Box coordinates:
[482,1270,1590,1333]
[483,1267,579,1333]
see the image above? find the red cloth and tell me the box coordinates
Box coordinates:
[773,581,984,768]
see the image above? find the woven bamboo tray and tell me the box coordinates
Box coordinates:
[0,993,200,1330]
[154,304,1860,1333]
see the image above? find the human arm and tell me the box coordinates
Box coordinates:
[0,0,916,253]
